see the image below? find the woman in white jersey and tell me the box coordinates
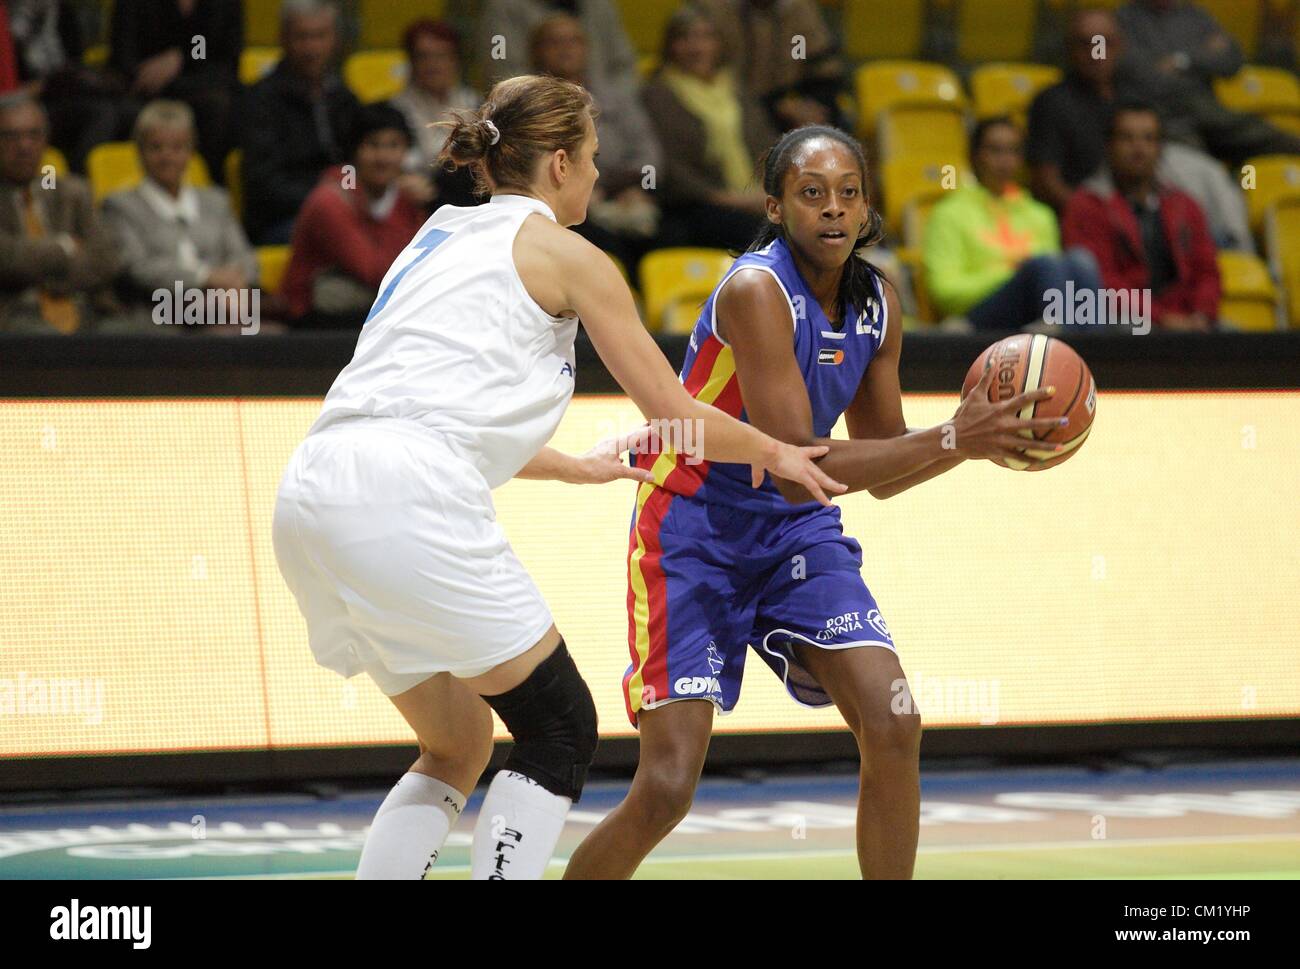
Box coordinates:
[272,74,844,880]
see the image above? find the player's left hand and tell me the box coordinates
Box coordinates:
[571,426,657,485]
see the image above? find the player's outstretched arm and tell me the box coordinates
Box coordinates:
[515,430,655,485]
[720,271,1065,503]
[516,219,846,505]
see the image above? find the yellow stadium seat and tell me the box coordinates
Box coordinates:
[1217,251,1279,331]
[854,61,966,139]
[357,0,447,50]
[240,47,282,86]
[881,156,971,237]
[224,150,242,219]
[1215,66,1300,117]
[87,141,211,203]
[1199,0,1261,59]
[639,248,734,334]
[1242,154,1300,232]
[40,147,68,176]
[615,0,680,58]
[244,0,282,47]
[256,246,292,297]
[843,0,924,61]
[877,107,969,166]
[1268,114,1300,137]
[956,0,1037,64]
[970,63,1062,122]
[344,50,409,104]
[1266,199,1300,326]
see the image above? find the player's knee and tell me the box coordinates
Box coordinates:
[853,707,922,765]
[483,639,599,802]
[633,764,699,831]
[417,736,493,782]
[418,714,496,781]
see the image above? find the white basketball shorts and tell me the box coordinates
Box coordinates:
[272,416,554,696]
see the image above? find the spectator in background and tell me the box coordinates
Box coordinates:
[1064,102,1221,331]
[0,4,17,92]
[530,12,661,272]
[390,20,480,210]
[696,0,849,134]
[1117,0,1300,164]
[241,0,360,245]
[477,0,638,93]
[101,100,256,330]
[8,0,124,171]
[641,7,772,252]
[110,0,242,183]
[281,104,425,328]
[923,118,1100,331]
[1028,7,1253,251]
[0,92,121,333]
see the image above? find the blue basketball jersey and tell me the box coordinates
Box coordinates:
[631,236,888,514]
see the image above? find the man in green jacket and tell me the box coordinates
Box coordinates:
[923,117,1100,330]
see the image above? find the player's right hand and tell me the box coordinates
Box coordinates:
[751,442,847,507]
[951,363,1068,465]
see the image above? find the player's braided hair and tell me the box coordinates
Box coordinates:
[746,125,888,324]
[437,74,596,196]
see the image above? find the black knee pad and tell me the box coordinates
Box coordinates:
[482,639,599,801]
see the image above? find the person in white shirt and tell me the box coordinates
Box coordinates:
[272,73,844,880]
[101,100,257,330]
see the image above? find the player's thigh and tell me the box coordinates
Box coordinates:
[389,672,496,767]
[631,699,715,803]
[794,643,920,751]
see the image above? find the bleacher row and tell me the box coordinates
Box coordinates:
[64,1,1300,331]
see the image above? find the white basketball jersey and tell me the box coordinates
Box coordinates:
[309,194,579,489]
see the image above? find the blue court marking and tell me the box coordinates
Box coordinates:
[364,227,451,324]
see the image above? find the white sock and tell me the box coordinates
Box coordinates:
[470,770,572,880]
[355,772,466,879]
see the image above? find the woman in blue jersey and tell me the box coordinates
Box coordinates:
[564,125,1067,879]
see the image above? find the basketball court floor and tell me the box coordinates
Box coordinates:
[3,757,1297,879]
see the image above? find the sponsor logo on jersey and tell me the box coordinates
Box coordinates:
[866,608,891,640]
[674,676,722,695]
[818,348,845,366]
[705,642,725,676]
[815,610,865,641]
[560,361,574,377]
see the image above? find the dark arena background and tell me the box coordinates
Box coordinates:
[1,0,1298,911]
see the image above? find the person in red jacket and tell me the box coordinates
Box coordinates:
[283,103,428,327]
[1063,101,1220,332]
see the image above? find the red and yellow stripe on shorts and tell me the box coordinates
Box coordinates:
[623,334,744,724]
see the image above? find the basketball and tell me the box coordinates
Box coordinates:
[960,334,1096,471]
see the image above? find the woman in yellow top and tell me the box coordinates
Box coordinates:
[922,117,1100,330]
[640,6,778,251]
